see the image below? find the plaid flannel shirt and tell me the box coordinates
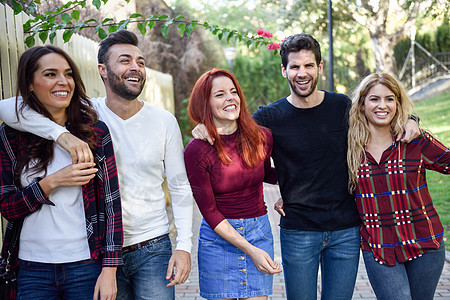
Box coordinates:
[0,121,123,279]
[356,131,449,266]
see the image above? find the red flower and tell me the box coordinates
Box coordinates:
[256,28,264,36]
[263,31,273,38]
[267,42,280,51]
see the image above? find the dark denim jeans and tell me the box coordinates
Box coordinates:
[17,258,102,299]
[116,234,174,300]
[362,240,445,300]
[280,225,360,300]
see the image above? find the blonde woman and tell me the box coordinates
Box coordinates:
[347,73,449,300]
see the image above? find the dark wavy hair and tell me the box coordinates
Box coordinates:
[280,33,321,69]
[14,45,98,187]
[98,29,139,65]
[188,68,267,168]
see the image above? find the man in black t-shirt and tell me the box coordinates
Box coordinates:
[254,33,361,300]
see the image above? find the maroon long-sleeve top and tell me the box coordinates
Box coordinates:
[184,127,277,229]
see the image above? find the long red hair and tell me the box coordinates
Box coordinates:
[189,68,267,168]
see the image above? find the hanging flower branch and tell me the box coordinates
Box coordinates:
[2,0,279,53]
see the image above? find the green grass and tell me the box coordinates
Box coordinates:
[413,91,450,246]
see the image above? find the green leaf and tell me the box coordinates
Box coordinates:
[158,15,168,20]
[177,23,186,37]
[137,22,147,35]
[35,0,41,4]
[25,35,36,47]
[49,32,57,44]
[118,19,130,30]
[129,13,142,18]
[164,19,174,26]
[61,13,71,24]
[10,0,23,14]
[23,21,32,32]
[102,18,114,24]
[147,14,159,21]
[247,40,253,47]
[173,15,184,21]
[63,30,74,42]
[185,23,196,38]
[108,25,117,33]
[27,2,37,14]
[71,10,80,21]
[148,20,156,30]
[39,30,49,44]
[227,31,235,43]
[74,21,84,31]
[32,25,42,35]
[92,0,101,10]
[98,28,108,39]
[161,24,169,38]
[85,18,97,23]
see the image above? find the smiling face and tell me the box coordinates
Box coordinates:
[363,83,398,130]
[282,49,323,100]
[209,76,241,132]
[100,43,146,101]
[29,53,74,123]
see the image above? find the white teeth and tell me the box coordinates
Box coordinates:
[224,105,236,111]
[376,112,388,116]
[297,80,309,84]
[53,91,69,96]
[126,77,139,82]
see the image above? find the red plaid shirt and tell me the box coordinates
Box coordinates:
[355,132,449,266]
[0,121,123,280]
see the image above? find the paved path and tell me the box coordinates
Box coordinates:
[175,184,450,299]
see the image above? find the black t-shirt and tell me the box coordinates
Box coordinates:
[253,91,360,230]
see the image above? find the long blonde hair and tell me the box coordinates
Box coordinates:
[347,73,413,192]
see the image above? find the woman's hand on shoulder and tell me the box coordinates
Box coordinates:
[192,123,215,145]
[57,132,94,163]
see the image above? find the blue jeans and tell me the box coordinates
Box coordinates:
[116,234,174,300]
[362,241,445,300]
[17,258,102,299]
[280,225,360,300]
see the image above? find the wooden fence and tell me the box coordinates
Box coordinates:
[0,2,175,247]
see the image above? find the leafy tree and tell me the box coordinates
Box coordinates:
[263,0,448,74]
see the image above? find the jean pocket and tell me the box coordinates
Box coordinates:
[141,236,172,254]
[198,222,220,245]
[257,216,274,241]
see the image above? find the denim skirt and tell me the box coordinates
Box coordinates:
[198,214,274,299]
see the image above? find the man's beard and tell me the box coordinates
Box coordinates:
[289,74,319,98]
[106,66,145,101]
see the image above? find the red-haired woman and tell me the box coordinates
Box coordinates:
[184,68,281,300]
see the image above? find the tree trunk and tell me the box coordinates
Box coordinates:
[369,32,397,73]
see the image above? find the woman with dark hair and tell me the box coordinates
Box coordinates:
[0,45,123,300]
[347,73,448,299]
[184,68,281,300]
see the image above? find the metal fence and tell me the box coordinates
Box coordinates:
[401,52,450,90]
